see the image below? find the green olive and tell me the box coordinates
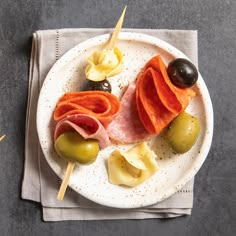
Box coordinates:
[54,131,100,164]
[166,112,200,153]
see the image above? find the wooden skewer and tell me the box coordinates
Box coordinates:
[106,6,127,49]
[0,134,6,142]
[57,161,75,201]
[57,7,127,201]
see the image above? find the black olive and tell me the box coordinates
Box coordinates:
[82,79,112,93]
[167,58,198,88]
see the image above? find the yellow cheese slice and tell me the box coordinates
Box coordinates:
[108,142,159,187]
[85,47,124,81]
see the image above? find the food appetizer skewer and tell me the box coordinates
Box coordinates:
[55,8,127,200]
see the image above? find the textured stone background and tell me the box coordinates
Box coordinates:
[0,0,235,235]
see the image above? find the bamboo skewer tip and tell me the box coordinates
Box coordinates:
[57,161,75,201]
[107,6,127,49]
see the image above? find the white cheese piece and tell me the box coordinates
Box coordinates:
[108,142,159,187]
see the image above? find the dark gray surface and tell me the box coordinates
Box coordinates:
[0,0,235,235]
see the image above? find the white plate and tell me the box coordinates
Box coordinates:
[37,32,213,208]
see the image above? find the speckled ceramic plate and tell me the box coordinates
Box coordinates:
[37,32,213,208]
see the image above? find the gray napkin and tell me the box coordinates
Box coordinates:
[22,28,198,221]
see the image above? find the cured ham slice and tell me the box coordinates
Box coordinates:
[54,114,111,149]
[53,91,121,127]
[136,55,195,134]
[107,83,154,143]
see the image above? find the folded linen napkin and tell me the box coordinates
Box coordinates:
[22,28,198,221]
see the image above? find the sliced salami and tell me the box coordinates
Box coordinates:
[136,55,195,134]
[53,91,121,127]
[136,68,176,134]
[106,83,154,143]
[54,114,111,149]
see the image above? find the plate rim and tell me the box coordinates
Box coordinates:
[36,32,214,208]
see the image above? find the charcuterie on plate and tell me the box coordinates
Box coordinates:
[37,32,213,208]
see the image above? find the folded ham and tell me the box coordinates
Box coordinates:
[106,83,154,143]
[54,114,111,149]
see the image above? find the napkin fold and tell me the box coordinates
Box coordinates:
[22,28,198,221]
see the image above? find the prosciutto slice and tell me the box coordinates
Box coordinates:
[54,114,111,149]
[106,83,154,143]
